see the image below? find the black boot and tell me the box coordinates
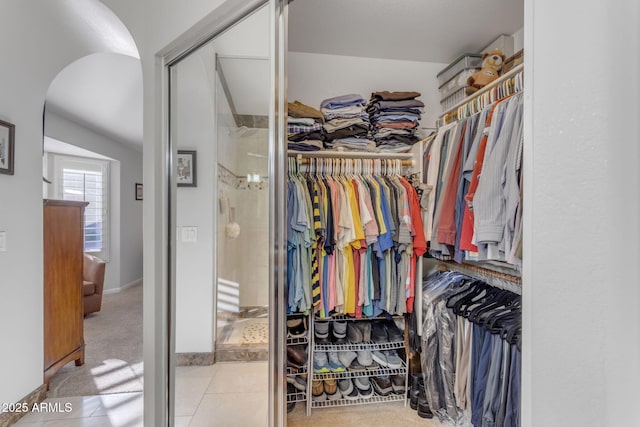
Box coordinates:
[409,372,423,410]
[417,386,434,419]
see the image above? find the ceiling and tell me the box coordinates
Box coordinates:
[47,0,523,151]
[46,52,142,150]
[289,0,524,64]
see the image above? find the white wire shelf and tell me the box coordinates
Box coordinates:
[312,364,406,381]
[287,335,308,345]
[287,391,307,403]
[315,314,405,322]
[286,365,308,376]
[314,340,405,352]
[311,392,406,408]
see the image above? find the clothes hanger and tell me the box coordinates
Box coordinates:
[446,279,484,312]
[456,283,503,318]
[467,290,518,324]
[483,297,521,329]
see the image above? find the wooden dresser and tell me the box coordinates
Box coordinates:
[43,199,88,388]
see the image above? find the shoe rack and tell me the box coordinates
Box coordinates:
[286,313,312,413]
[309,315,408,410]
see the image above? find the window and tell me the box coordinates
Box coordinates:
[52,155,110,260]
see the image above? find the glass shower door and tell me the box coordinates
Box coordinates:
[214,56,270,361]
[167,4,281,426]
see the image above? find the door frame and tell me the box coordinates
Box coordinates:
[152,0,288,426]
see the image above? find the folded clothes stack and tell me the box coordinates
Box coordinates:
[287,100,325,151]
[320,94,377,152]
[367,91,425,153]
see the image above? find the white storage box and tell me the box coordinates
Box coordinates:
[437,53,482,87]
[440,87,468,111]
[439,68,478,100]
[480,34,515,58]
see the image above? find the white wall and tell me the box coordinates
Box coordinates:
[45,111,143,292]
[288,52,447,131]
[511,27,524,53]
[4,1,634,426]
[0,0,142,408]
[173,50,217,354]
[523,1,640,426]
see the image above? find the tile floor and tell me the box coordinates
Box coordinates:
[14,361,442,426]
[14,362,268,427]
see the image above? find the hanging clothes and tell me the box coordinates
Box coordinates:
[425,93,524,268]
[420,271,521,427]
[286,158,426,318]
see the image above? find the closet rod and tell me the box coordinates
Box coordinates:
[439,63,524,123]
[287,150,414,160]
[437,261,522,294]
[298,157,413,167]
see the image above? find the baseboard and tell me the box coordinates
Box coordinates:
[0,384,46,427]
[176,352,215,366]
[103,278,143,295]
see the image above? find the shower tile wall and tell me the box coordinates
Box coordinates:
[236,184,269,307]
[217,128,268,310]
[217,180,239,286]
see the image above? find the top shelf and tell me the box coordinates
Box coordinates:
[439,63,524,124]
[287,150,414,160]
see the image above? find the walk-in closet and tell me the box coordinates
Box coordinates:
[283,1,524,426]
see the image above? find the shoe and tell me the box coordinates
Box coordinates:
[337,378,354,397]
[338,350,357,368]
[324,379,341,400]
[390,374,406,394]
[287,382,296,396]
[327,351,346,372]
[364,360,381,371]
[340,379,359,400]
[371,321,389,343]
[313,352,330,373]
[371,350,387,367]
[354,377,373,398]
[356,349,373,367]
[315,321,330,344]
[287,383,296,413]
[410,373,423,410]
[348,358,368,372]
[370,375,393,396]
[384,350,403,369]
[360,321,372,342]
[347,322,363,343]
[287,345,307,367]
[287,317,307,338]
[384,319,404,342]
[417,396,434,418]
[311,380,326,402]
[332,320,348,344]
[286,375,306,392]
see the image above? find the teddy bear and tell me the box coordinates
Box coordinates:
[465,49,506,96]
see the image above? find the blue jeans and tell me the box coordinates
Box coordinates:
[471,327,492,426]
[504,345,521,427]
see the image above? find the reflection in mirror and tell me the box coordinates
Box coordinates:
[170,4,271,425]
[215,55,270,359]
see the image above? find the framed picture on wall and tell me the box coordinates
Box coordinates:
[177,150,197,187]
[0,120,15,176]
[135,183,143,200]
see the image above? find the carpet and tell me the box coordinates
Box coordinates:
[47,283,143,397]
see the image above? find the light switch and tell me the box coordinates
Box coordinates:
[0,231,6,252]
[182,226,198,242]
